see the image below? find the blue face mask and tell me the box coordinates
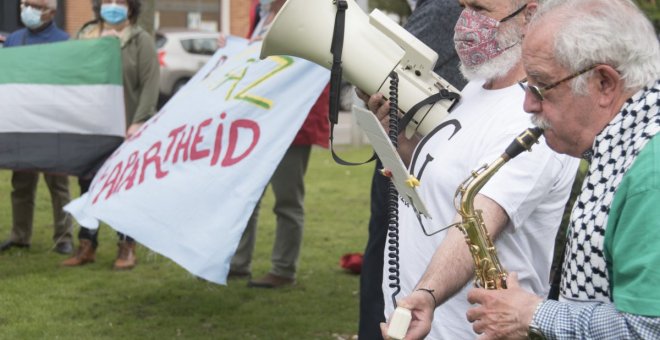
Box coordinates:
[21,6,44,29]
[100,4,128,25]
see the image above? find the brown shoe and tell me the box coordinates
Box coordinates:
[113,240,137,270]
[247,273,295,288]
[61,239,96,266]
[227,270,251,280]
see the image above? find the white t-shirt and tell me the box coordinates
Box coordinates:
[382,80,580,339]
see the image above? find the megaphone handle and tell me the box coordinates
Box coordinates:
[329,0,348,125]
[327,0,378,166]
[387,307,412,340]
[329,70,342,125]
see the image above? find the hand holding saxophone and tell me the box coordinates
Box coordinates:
[466,272,544,339]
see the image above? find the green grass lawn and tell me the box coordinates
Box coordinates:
[0,146,375,339]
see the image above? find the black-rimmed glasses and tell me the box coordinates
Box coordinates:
[518,65,598,101]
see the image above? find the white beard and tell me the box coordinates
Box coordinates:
[459,22,523,82]
[460,44,521,81]
[530,114,552,130]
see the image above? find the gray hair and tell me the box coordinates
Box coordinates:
[531,0,660,94]
[508,0,539,13]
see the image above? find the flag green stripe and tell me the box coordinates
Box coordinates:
[0,37,122,86]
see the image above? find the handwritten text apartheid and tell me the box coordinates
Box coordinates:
[90,55,295,205]
[91,113,259,204]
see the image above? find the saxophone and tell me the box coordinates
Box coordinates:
[453,127,543,289]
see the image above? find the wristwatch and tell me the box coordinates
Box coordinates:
[527,323,546,340]
[527,300,547,340]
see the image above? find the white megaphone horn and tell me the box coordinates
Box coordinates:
[260,0,461,138]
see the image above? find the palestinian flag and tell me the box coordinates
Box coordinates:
[0,37,125,177]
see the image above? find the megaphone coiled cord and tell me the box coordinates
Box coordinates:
[385,72,402,308]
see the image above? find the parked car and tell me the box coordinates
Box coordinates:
[156,30,220,98]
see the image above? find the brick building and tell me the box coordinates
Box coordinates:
[1,0,252,37]
[62,0,94,34]
[155,0,251,37]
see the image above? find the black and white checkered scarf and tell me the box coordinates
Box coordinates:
[560,79,660,302]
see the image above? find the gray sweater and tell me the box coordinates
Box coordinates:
[405,0,466,90]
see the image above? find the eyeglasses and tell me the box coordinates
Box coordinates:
[518,65,598,101]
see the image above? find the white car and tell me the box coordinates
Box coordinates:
[156,30,220,97]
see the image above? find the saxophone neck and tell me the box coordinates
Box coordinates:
[458,158,507,215]
[456,127,543,215]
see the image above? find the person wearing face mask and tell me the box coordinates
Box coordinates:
[61,0,159,270]
[227,0,331,289]
[357,0,468,338]
[3,0,68,46]
[357,0,580,338]
[0,0,74,256]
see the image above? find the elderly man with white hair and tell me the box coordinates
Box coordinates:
[466,0,660,338]
[1,0,73,255]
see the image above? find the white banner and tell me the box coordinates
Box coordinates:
[65,36,330,284]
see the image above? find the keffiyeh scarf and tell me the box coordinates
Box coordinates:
[560,80,660,302]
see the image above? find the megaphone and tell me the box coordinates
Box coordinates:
[260,0,461,138]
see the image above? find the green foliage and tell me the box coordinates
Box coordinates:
[369,0,412,18]
[0,146,375,339]
[634,0,660,32]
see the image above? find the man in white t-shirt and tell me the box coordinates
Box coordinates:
[360,0,580,338]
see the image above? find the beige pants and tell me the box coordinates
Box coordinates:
[230,146,311,279]
[9,171,73,245]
